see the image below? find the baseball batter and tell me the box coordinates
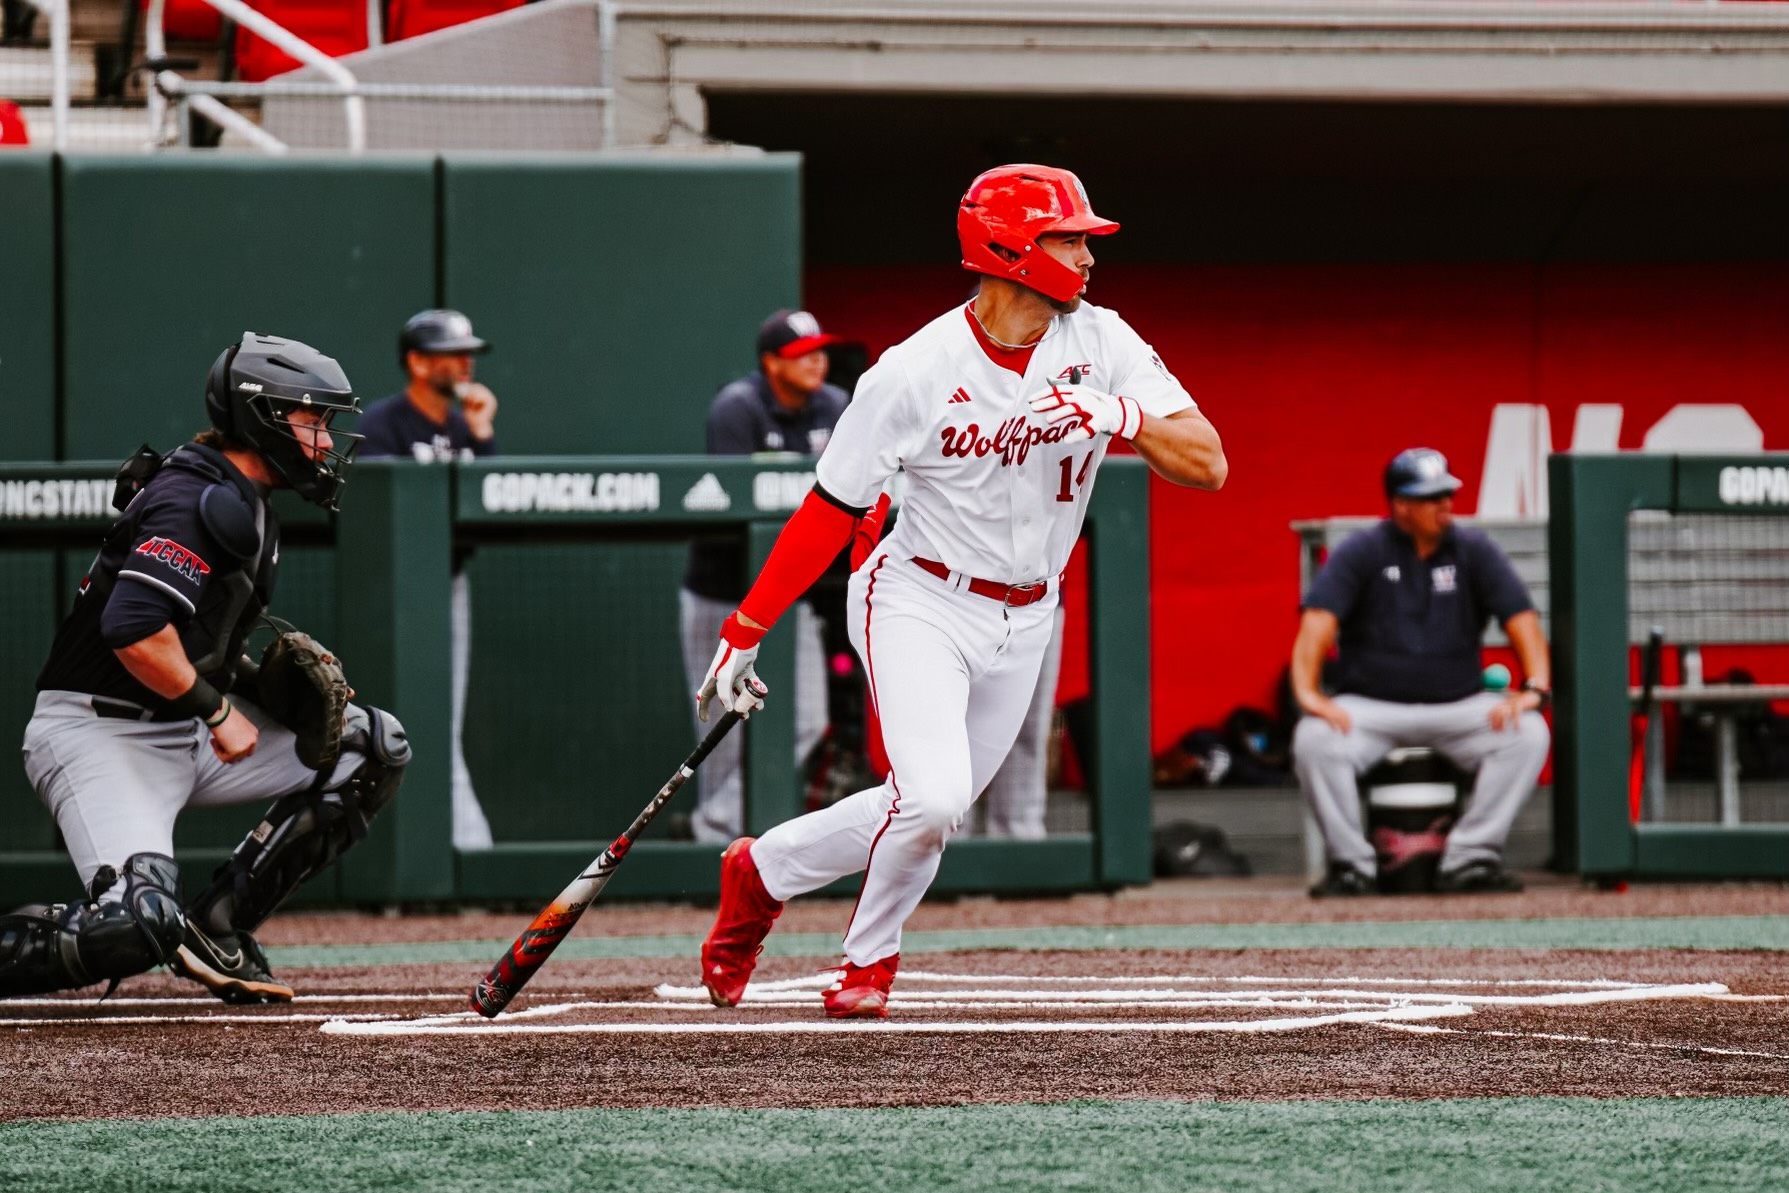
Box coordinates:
[695,164,1228,1018]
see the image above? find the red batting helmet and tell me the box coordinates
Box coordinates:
[956,164,1118,303]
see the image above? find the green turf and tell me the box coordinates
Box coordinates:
[265,914,1789,967]
[4,1098,1786,1193]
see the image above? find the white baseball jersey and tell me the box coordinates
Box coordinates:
[816,302,1197,584]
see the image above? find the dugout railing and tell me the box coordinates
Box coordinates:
[0,456,1152,906]
[1550,452,1789,882]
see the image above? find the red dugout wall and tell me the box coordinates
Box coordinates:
[808,261,1789,749]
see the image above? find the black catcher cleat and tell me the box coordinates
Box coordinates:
[171,923,293,1004]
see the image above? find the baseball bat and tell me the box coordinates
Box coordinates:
[469,701,753,1017]
[1627,627,1665,823]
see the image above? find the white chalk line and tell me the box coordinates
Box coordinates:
[902,972,1653,990]
[0,991,467,1028]
[0,992,466,1009]
[652,973,1657,999]
[324,974,1748,1040]
[6,1012,403,1027]
[1374,1021,1789,1062]
[320,1003,1474,1038]
[652,981,1729,1009]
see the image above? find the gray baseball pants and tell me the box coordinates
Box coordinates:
[1293,693,1550,875]
[22,689,364,898]
[678,588,826,844]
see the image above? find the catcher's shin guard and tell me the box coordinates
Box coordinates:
[0,853,184,998]
[187,704,411,937]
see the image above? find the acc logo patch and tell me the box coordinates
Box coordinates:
[134,537,211,584]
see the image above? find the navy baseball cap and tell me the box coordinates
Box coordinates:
[1384,447,1463,499]
[757,309,841,359]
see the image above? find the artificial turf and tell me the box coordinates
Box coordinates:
[262,913,1789,968]
[5,1097,1786,1193]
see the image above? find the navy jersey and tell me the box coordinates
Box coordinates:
[357,391,498,462]
[1302,520,1533,704]
[37,445,278,709]
[682,374,850,603]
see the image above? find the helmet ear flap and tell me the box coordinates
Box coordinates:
[204,343,242,435]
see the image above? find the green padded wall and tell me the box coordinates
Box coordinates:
[58,156,436,462]
[0,155,57,461]
[440,154,803,454]
[462,540,694,842]
[0,550,61,850]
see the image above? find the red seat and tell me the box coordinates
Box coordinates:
[235,1,369,82]
[141,0,223,42]
[0,99,29,146]
[386,0,524,42]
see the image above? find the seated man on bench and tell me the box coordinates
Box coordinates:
[1291,447,1552,896]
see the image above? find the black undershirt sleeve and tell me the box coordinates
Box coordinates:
[813,480,871,518]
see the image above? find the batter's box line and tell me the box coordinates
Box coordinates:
[652,973,1670,1000]
[319,1003,1473,1038]
[900,973,1658,990]
[652,980,1734,1009]
[0,992,472,1008]
[1374,1021,1789,1062]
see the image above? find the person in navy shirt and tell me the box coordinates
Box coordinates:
[1291,447,1552,896]
[358,309,500,463]
[358,309,499,849]
[677,310,851,843]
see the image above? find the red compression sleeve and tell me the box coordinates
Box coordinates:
[728,488,865,644]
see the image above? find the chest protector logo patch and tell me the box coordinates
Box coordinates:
[134,537,211,583]
[940,417,1082,467]
[1431,565,1457,593]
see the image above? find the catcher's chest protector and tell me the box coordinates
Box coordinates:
[86,445,282,682]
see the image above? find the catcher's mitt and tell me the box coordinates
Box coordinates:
[257,628,351,770]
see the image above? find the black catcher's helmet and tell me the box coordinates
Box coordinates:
[204,332,363,510]
[397,309,489,367]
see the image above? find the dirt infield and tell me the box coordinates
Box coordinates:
[3,878,1785,1122]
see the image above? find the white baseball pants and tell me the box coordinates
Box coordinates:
[751,554,1056,966]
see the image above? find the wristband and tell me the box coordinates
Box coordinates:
[204,698,233,729]
[168,675,225,724]
[1520,680,1552,708]
[719,611,766,650]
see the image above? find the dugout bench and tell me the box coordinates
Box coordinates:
[0,455,1155,906]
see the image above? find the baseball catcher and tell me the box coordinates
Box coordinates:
[0,333,410,1004]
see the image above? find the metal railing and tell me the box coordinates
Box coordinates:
[141,0,616,154]
[17,0,67,151]
[146,0,363,150]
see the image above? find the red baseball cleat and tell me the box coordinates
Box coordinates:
[700,837,783,1007]
[822,953,900,1019]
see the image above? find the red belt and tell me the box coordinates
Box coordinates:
[911,557,1052,607]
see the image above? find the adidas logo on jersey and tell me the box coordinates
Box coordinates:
[681,473,732,512]
[947,387,972,405]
